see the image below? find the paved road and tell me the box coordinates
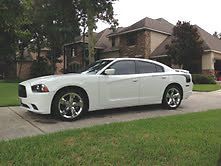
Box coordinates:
[0,91,221,140]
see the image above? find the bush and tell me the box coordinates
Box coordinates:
[192,74,216,84]
[30,57,52,78]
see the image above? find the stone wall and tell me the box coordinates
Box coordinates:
[119,30,151,58]
[16,61,33,80]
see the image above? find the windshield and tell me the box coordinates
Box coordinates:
[81,60,113,74]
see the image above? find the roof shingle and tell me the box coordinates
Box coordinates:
[112,17,174,36]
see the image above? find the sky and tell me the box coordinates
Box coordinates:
[96,0,221,35]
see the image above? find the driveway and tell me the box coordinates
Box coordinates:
[0,91,221,140]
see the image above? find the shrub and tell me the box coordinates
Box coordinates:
[30,57,52,78]
[192,74,216,84]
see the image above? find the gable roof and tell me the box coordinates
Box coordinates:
[195,25,221,53]
[150,25,221,58]
[95,28,113,49]
[109,17,174,37]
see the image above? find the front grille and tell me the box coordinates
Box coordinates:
[18,85,27,98]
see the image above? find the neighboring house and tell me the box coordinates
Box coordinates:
[63,27,123,72]
[16,48,52,80]
[64,17,221,77]
[0,48,53,80]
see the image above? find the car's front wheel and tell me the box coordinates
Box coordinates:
[52,88,88,121]
[163,85,182,109]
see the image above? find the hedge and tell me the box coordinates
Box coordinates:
[192,74,216,84]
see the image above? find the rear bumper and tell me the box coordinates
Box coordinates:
[183,83,193,99]
[19,82,55,114]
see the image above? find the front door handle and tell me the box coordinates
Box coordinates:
[132,79,138,82]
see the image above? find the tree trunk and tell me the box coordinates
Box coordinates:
[82,26,86,67]
[18,48,24,79]
[87,10,95,65]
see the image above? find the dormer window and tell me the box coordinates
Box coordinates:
[112,37,116,47]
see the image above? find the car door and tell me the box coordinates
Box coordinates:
[99,60,139,109]
[136,61,168,105]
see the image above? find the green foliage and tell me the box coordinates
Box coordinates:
[1,0,117,76]
[192,74,216,84]
[166,21,204,73]
[213,31,221,39]
[77,0,118,64]
[0,0,25,62]
[31,0,81,72]
[0,0,32,79]
[30,56,52,78]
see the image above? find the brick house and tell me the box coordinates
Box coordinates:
[64,17,221,76]
[0,48,53,80]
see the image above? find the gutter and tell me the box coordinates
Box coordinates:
[150,54,169,59]
[204,49,221,55]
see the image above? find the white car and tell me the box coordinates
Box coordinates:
[18,58,193,120]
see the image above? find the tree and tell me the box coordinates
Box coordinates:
[0,0,25,62]
[31,0,80,73]
[16,0,33,78]
[166,21,204,73]
[213,31,221,40]
[77,0,118,64]
[30,56,52,78]
[0,0,32,78]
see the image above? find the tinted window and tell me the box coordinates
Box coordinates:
[82,60,113,74]
[137,61,164,73]
[109,61,136,75]
[156,64,164,72]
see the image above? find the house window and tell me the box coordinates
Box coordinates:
[112,37,116,47]
[72,48,75,57]
[127,33,137,46]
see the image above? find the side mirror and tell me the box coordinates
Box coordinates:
[104,69,115,75]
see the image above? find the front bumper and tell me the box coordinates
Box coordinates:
[19,82,55,114]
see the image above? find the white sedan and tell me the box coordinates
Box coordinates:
[18,58,193,120]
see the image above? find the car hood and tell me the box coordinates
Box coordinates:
[21,73,87,86]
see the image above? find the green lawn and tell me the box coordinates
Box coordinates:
[193,84,221,92]
[0,81,19,106]
[0,110,221,165]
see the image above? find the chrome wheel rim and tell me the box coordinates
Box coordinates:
[58,93,84,119]
[166,88,181,108]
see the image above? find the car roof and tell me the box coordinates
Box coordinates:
[103,57,162,65]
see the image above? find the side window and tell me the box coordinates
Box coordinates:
[109,61,136,75]
[137,61,164,74]
[156,64,164,72]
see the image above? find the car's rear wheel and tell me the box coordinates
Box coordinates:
[163,85,182,109]
[52,88,88,121]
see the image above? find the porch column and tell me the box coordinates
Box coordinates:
[202,52,215,75]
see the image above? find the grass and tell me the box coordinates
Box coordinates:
[0,110,221,165]
[0,81,19,106]
[193,84,221,92]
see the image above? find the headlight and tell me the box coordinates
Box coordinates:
[31,84,49,93]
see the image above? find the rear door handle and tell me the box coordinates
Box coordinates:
[132,79,138,82]
[162,76,167,79]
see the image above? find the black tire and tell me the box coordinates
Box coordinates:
[162,85,182,109]
[51,88,88,121]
